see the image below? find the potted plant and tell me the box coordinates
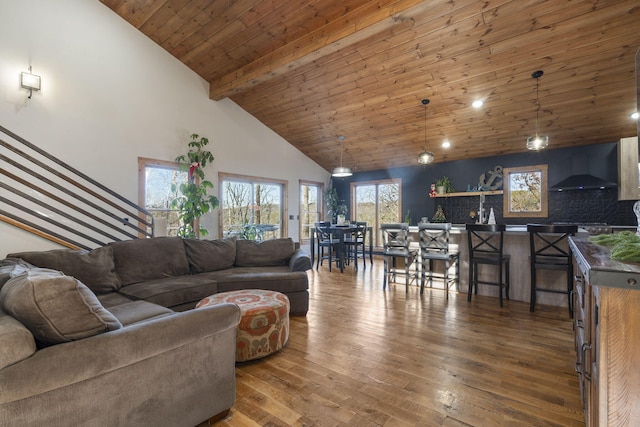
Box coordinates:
[325,188,348,223]
[435,176,455,194]
[171,133,220,238]
[237,222,263,241]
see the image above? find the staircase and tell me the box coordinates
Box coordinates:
[0,125,154,250]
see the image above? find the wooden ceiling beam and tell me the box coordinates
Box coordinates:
[208,0,435,100]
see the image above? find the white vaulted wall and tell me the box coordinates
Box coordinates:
[0,0,329,257]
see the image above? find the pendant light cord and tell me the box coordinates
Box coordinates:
[422,98,430,150]
[535,76,540,136]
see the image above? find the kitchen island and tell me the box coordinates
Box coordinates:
[568,235,640,426]
[412,224,587,308]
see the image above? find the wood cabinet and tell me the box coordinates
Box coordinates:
[570,236,640,426]
[617,136,639,200]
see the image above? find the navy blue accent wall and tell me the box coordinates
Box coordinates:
[331,142,636,226]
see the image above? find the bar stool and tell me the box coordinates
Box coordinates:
[381,223,419,292]
[344,221,368,270]
[466,224,510,307]
[314,222,340,272]
[527,224,578,317]
[418,223,459,298]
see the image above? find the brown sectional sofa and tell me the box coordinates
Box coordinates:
[0,236,311,426]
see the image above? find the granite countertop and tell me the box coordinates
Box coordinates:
[569,235,640,290]
[411,224,589,234]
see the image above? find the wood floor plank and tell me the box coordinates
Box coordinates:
[212,257,584,426]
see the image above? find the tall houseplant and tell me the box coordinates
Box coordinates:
[171,134,219,238]
[325,188,347,223]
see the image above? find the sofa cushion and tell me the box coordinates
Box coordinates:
[105,301,174,326]
[7,247,122,294]
[0,270,122,347]
[235,238,294,267]
[183,237,236,273]
[117,275,218,309]
[109,237,190,286]
[0,310,36,369]
[196,266,309,294]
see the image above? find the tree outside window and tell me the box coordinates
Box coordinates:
[503,164,548,218]
[219,173,286,240]
[138,158,187,237]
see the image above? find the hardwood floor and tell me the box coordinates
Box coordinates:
[212,257,584,426]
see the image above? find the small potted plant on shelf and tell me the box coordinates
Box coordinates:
[435,176,455,194]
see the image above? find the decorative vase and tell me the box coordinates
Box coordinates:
[437,186,445,195]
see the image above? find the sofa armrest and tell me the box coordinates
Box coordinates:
[289,248,311,271]
[0,303,241,402]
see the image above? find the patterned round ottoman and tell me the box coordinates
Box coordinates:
[196,289,290,362]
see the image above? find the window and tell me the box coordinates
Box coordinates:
[138,157,187,236]
[299,180,323,243]
[219,173,287,240]
[350,179,401,247]
[503,164,548,218]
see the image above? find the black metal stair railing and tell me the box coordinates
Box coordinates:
[0,125,154,250]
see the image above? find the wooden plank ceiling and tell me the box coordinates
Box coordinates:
[100,0,640,173]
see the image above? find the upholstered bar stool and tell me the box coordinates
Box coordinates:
[466,224,510,307]
[527,224,578,317]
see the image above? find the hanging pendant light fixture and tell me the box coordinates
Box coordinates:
[418,98,434,164]
[332,136,352,177]
[526,70,549,150]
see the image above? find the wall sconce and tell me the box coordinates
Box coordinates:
[21,66,41,98]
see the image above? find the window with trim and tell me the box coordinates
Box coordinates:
[503,164,548,218]
[219,172,287,240]
[138,157,187,236]
[299,180,323,243]
[350,179,401,247]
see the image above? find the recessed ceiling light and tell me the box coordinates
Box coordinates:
[442,140,451,148]
[631,112,639,120]
[472,100,483,108]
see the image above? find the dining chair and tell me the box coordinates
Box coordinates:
[344,221,368,270]
[418,223,459,298]
[381,223,419,292]
[527,224,578,317]
[466,223,510,307]
[314,222,340,272]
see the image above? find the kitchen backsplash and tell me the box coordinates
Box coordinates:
[431,188,634,226]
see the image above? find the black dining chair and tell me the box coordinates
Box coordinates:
[466,223,510,307]
[527,224,578,317]
[418,223,459,298]
[381,223,419,292]
[314,222,340,272]
[344,221,368,270]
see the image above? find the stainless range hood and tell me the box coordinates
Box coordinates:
[551,174,616,191]
[550,153,616,191]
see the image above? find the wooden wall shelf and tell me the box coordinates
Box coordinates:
[434,190,503,198]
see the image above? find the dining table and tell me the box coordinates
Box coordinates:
[310,224,373,273]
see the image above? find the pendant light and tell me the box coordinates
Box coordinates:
[417,98,434,164]
[526,70,549,150]
[332,136,352,177]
